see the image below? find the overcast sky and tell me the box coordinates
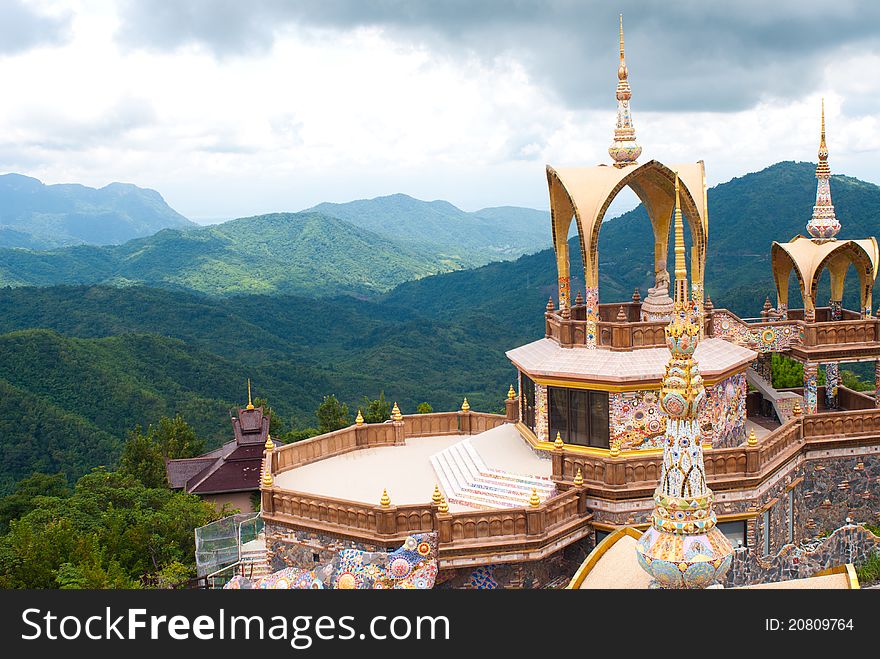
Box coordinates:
[0,0,878,222]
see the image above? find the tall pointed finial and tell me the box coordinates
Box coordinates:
[807,98,840,240]
[246,378,254,411]
[609,14,642,167]
[672,173,688,307]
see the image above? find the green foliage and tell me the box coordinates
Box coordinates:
[316,395,349,434]
[0,212,467,297]
[856,550,880,586]
[148,414,205,459]
[361,391,391,424]
[118,426,168,489]
[0,473,69,533]
[772,353,805,389]
[841,369,873,392]
[0,467,221,589]
[417,402,433,414]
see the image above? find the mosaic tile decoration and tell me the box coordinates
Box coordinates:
[711,310,802,353]
[584,286,599,349]
[609,372,746,450]
[225,533,439,590]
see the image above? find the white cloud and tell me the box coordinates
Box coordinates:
[0,1,877,222]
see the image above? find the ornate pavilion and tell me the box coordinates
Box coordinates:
[237,16,880,589]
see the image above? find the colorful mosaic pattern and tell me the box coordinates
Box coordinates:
[584,286,598,349]
[609,373,746,450]
[467,566,499,589]
[225,533,439,590]
[825,362,840,409]
[804,362,818,415]
[711,310,801,353]
[636,289,732,587]
[557,276,570,311]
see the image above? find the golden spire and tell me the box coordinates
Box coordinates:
[438,495,449,514]
[672,172,688,307]
[355,409,364,426]
[461,397,470,412]
[573,468,584,487]
[246,378,254,410]
[261,462,273,487]
[432,484,443,505]
[507,384,516,400]
[554,431,564,448]
[747,428,758,447]
[380,488,391,507]
[609,14,641,167]
[528,488,541,508]
[807,97,839,239]
[264,433,275,451]
[609,440,621,458]
[391,402,402,421]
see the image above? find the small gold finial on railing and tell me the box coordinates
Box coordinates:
[461,398,470,412]
[355,409,364,426]
[432,484,443,505]
[528,488,541,508]
[391,402,402,421]
[264,433,275,452]
[380,488,391,507]
[546,297,555,313]
[609,440,621,458]
[261,466,273,488]
[573,468,584,487]
[747,428,758,446]
[507,384,516,400]
[792,401,803,417]
[554,431,564,449]
[246,378,254,411]
[438,495,449,514]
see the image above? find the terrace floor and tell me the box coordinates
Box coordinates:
[273,424,552,513]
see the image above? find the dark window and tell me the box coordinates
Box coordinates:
[521,374,536,433]
[717,521,746,548]
[548,387,609,448]
[595,530,610,545]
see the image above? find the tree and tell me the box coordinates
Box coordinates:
[149,415,204,459]
[417,402,433,414]
[361,391,391,424]
[316,395,350,434]
[118,426,167,488]
[0,473,69,532]
[253,397,286,438]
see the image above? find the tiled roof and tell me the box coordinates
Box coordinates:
[507,337,756,383]
[165,406,269,495]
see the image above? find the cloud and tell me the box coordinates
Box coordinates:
[0,0,72,55]
[113,0,880,112]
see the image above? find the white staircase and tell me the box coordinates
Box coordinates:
[430,439,555,510]
[238,536,271,579]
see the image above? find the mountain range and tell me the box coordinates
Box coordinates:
[0,160,878,491]
[0,173,194,248]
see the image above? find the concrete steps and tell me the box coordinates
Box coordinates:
[430,439,555,510]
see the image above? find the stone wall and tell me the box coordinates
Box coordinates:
[436,536,594,589]
[726,523,880,587]
[264,523,386,573]
[801,449,880,533]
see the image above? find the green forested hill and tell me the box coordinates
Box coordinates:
[309,193,550,264]
[1,162,878,491]
[0,212,466,296]
[0,173,194,248]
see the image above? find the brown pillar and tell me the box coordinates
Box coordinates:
[875,360,880,408]
[526,506,544,536]
[393,419,405,445]
[505,396,519,423]
[377,505,398,536]
[261,487,274,515]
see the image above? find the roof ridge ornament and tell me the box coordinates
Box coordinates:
[246,378,255,411]
[608,14,642,168]
[806,98,840,240]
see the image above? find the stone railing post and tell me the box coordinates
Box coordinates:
[505,388,519,423]
[261,488,275,515]
[391,402,405,445]
[526,505,544,536]
[459,398,472,434]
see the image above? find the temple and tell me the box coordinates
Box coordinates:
[167,380,268,512]
[201,17,880,588]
